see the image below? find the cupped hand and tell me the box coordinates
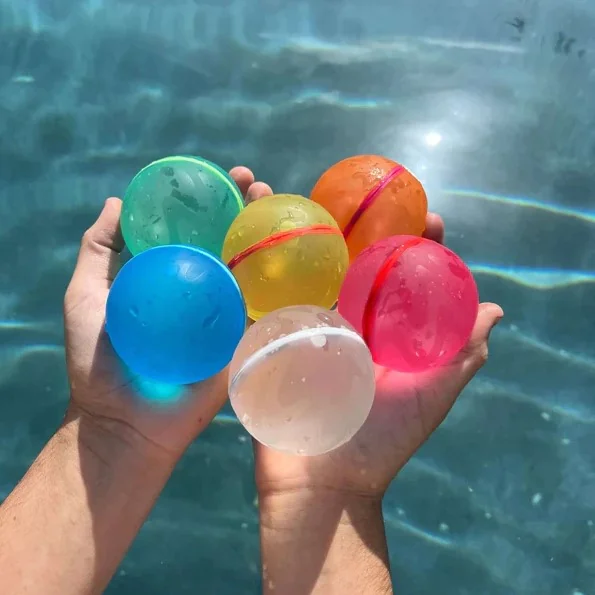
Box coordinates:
[64,167,272,460]
[250,193,503,498]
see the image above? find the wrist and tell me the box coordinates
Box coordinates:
[63,403,180,472]
[259,486,383,533]
[0,406,178,595]
[59,406,177,588]
[259,488,392,595]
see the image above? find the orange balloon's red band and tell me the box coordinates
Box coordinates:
[343,165,406,239]
[227,225,343,271]
[362,237,423,344]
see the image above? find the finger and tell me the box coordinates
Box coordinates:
[229,167,255,198]
[458,302,503,372]
[426,301,503,407]
[71,198,124,291]
[246,181,274,204]
[423,212,445,244]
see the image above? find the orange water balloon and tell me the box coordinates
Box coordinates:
[311,155,428,261]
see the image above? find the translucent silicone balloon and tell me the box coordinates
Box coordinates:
[106,245,246,385]
[222,194,349,320]
[338,236,479,372]
[229,306,375,456]
[311,155,427,261]
[121,156,244,256]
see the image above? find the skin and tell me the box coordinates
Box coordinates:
[244,188,504,595]
[0,168,272,595]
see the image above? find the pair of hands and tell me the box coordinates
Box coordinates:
[64,166,503,501]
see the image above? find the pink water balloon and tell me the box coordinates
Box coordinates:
[338,235,479,372]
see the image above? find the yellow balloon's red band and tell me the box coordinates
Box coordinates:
[227,224,343,271]
[362,237,423,344]
[343,164,406,239]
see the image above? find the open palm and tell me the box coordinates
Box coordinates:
[64,167,273,459]
[255,302,502,496]
[250,197,503,497]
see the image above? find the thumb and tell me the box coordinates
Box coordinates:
[70,198,125,294]
[457,302,504,379]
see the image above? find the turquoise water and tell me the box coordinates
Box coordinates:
[0,0,594,593]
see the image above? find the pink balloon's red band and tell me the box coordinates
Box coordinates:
[343,164,406,239]
[227,225,343,271]
[362,237,423,345]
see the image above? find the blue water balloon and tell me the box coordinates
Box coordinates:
[106,245,246,385]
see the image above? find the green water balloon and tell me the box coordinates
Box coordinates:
[121,156,245,257]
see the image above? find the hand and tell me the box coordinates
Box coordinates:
[252,205,504,498]
[64,167,272,461]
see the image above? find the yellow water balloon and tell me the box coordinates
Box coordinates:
[222,194,349,320]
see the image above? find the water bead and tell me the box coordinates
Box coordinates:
[229,306,375,456]
[311,155,428,261]
[106,245,246,385]
[338,236,479,372]
[121,156,244,256]
[222,194,349,320]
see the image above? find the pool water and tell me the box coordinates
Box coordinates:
[0,0,594,593]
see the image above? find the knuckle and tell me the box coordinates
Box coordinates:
[81,228,95,248]
[475,343,489,365]
[81,227,107,258]
[81,225,115,255]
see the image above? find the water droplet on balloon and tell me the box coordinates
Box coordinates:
[317,312,333,325]
[310,334,327,348]
[203,309,220,329]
